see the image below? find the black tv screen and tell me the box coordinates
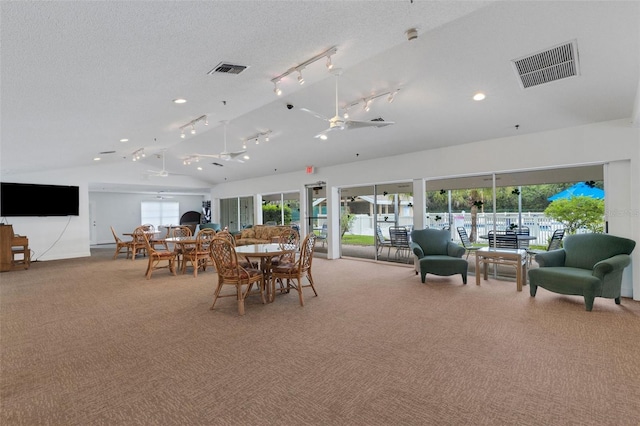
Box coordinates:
[1,182,80,216]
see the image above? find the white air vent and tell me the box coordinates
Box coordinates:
[207,62,248,75]
[512,40,580,89]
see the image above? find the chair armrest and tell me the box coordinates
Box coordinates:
[534,249,566,267]
[409,242,424,259]
[446,242,465,258]
[592,254,632,279]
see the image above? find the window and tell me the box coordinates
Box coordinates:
[141,201,179,228]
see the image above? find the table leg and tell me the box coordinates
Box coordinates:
[475,255,481,285]
[516,257,522,292]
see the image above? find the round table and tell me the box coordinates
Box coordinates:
[235,243,298,302]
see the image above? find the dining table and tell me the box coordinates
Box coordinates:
[235,243,298,302]
[164,235,198,271]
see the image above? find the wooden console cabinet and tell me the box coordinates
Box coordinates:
[0,224,30,272]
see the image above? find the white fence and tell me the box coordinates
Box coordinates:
[347,212,568,246]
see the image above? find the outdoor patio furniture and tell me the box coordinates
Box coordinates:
[376,226,393,257]
[527,228,565,265]
[389,226,411,262]
[487,230,519,249]
[456,227,479,259]
[410,228,468,284]
[528,233,635,311]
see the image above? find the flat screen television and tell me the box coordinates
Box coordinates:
[1,182,80,216]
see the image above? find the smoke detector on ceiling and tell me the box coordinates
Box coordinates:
[512,40,580,89]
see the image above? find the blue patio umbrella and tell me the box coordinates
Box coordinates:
[548,182,604,201]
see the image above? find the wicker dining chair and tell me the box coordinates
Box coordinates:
[216,230,256,268]
[170,225,193,270]
[181,228,215,277]
[209,237,266,316]
[271,233,318,306]
[110,226,134,260]
[130,226,148,260]
[134,227,177,279]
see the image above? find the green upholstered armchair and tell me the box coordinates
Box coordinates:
[528,233,636,311]
[410,228,468,284]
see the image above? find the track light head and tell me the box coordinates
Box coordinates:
[273,81,282,96]
[326,56,333,70]
[297,70,305,85]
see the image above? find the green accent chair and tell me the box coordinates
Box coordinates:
[410,228,468,284]
[528,233,635,311]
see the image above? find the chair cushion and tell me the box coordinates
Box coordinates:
[528,266,601,295]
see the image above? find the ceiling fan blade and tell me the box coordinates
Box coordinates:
[344,119,395,130]
[228,150,246,158]
[300,108,330,121]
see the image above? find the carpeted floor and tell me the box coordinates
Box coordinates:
[1,246,639,425]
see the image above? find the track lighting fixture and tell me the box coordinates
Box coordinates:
[270,46,338,95]
[178,115,208,139]
[131,148,145,161]
[343,88,401,115]
[183,155,200,165]
[243,130,273,146]
[273,81,282,96]
[326,56,333,70]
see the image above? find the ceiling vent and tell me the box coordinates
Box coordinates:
[207,62,248,75]
[511,40,580,89]
[211,162,224,167]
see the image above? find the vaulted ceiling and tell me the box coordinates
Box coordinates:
[1,1,638,194]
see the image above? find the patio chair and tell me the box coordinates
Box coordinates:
[487,230,518,249]
[316,224,328,247]
[376,226,393,258]
[527,229,565,265]
[456,227,479,259]
[511,225,531,249]
[389,226,411,262]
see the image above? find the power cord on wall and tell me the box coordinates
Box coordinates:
[32,216,72,262]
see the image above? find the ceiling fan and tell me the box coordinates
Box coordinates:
[191,121,247,163]
[300,68,395,140]
[146,150,175,177]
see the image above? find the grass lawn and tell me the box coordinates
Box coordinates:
[341,234,375,246]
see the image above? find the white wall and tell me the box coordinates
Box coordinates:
[90,192,206,245]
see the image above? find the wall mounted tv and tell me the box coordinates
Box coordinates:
[1,182,80,217]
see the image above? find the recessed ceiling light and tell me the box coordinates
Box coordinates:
[93,157,101,161]
[473,92,486,101]
[119,138,129,143]
[173,98,187,104]
[197,166,203,171]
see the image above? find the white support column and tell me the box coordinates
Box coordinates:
[255,194,263,225]
[413,178,426,230]
[327,185,341,260]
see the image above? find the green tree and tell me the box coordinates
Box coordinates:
[262,204,292,224]
[543,196,605,234]
[340,207,355,237]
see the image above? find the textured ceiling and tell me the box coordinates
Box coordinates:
[1,1,638,194]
